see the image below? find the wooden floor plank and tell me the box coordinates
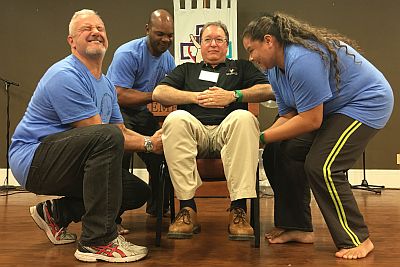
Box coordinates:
[0,189,399,266]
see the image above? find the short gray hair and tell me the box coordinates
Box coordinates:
[68,9,99,35]
[199,21,229,44]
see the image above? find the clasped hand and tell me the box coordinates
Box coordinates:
[150,129,163,154]
[197,87,234,108]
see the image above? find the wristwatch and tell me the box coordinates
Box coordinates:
[144,136,153,153]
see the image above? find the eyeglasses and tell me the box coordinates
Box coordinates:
[202,37,227,45]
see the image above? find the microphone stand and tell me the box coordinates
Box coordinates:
[0,76,19,191]
[351,151,384,194]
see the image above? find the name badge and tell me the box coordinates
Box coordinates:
[199,70,219,83]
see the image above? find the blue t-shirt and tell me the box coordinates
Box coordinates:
[267,42,394,129]
[9,54,123,187]
[106,36,175,111]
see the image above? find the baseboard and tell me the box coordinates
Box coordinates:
[345,169,399,189]
[1,168,399,188]
[0,168,150,187]
[260,168,400,189]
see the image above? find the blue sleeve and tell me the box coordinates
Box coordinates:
[107,51,138,89]
[266,69,293,116]
[46,71,98,125]
[108,80,124,124]
[287,52,332,113]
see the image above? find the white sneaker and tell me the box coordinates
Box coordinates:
[30,200,77,245]
[74,235,148,263]
[115,235,148,254]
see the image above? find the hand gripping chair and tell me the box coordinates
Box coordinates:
[148,103,261,248]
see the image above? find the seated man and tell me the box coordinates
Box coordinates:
[9,9,162,263]
[152,21,274,240]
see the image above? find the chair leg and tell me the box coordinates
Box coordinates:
[250,167,260,248]
[168,173,175,223]
[155,161,166,247]
[129,153,134,174]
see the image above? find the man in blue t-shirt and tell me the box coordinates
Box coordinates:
[107,9,175,220]
[9,9,163,263]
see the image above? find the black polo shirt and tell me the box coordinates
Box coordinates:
[160,59,268,125]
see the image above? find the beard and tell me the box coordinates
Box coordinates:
[85,46,106,58]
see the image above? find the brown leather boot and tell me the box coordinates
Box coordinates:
[167,207,201,239]
[228,207,254,240]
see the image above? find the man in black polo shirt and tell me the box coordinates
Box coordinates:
[152,21,273,240]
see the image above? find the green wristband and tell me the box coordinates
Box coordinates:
[234,90,243,102]
[260,132,266,144]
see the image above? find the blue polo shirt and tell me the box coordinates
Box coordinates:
[267,42,393,129]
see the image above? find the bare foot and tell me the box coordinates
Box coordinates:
[117,224,130,235]
[264,227,285,239]
[335,238,374,260]
[267,230,315,244]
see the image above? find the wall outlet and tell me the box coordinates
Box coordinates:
[397,153,400,165]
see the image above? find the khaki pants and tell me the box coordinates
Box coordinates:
[162,109,259,201]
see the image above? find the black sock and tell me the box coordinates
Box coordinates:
[230,199,247,212]
[180,198,197,212]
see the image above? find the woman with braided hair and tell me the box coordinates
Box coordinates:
[242,12,393,259]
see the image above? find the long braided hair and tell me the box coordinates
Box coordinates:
[242,12,360,91]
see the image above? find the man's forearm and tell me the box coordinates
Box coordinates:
[115,124,146,152]
[116,86,153,107]
[152,84,198,106]
[241,84,275,103]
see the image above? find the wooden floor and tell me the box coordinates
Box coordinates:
[1,188,400,266]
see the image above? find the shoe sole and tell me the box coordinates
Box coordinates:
[29,206,76,245]
[228,234,255,241]
[74,250,147,263]
[167,232,193,239]
[167,225,201,239]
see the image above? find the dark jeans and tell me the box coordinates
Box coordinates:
[25,124,150,246]
[121,108,169,214]
[263,114,378,249]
